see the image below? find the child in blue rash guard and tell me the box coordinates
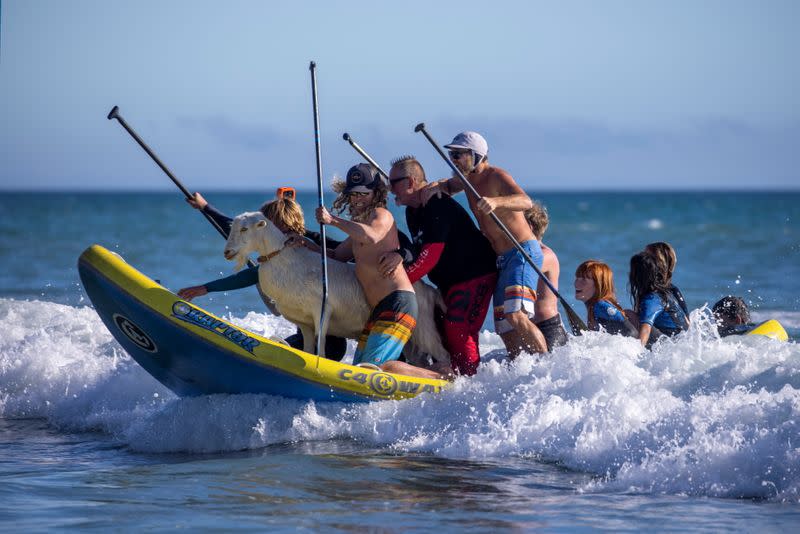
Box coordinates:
[574,260,637,337]
[644,242,689,317]
[177,192,347,360]
[628,252,689,347]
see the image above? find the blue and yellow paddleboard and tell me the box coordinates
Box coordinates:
[78,244,447,401]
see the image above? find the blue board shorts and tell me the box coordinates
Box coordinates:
[353,290,418,366]
[493,240,543,334]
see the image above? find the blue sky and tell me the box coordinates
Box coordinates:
[0,0,798,191]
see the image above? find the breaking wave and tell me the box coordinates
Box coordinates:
[1,298,798,502]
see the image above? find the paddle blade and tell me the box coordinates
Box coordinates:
[563,301,588,336]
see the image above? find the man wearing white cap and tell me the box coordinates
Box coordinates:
[421,132,548,357]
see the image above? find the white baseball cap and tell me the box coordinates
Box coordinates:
[444,131,488,158]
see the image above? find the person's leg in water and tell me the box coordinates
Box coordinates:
[534,314,568,352]
[494,243,548,358]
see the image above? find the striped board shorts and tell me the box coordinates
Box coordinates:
[353,290,418,366]
[493,240,543,334]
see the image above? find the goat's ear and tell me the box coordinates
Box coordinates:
[256,219,267,228]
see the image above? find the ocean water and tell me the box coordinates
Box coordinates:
[1,191,799,530]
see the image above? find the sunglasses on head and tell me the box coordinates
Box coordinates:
[448,150,470,160]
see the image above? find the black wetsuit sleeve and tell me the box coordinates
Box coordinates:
[204,266,259,292]
[202,203,233,236]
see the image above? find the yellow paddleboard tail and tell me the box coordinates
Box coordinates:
[746,319,789,342]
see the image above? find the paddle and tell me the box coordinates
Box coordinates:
[343,133,390,180]
[106,106,279,309]
[309,62,330,361]
[107,106,232,241]
[414,123,588,335]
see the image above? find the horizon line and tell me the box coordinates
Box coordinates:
[2,187,799,194]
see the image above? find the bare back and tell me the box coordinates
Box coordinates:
[465,166,535,254]
[350,208,414,307]
[533,242,560,323]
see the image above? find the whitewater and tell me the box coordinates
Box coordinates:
[3,297,797,503]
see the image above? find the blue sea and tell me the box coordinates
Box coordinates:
[1,191,799,530]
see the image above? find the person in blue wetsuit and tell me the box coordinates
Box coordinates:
[574,260,637,337]
[628,252,690,347]
[176,191,348,360]
[644,242,689,317]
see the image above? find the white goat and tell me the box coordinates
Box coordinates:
[224,212,449,366]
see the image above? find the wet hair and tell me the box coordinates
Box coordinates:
[712,296,750,326]
[628,252,671,311]
[525,200,549,240]
[390,155,426,184]
[259,197,306,235]
[575,260,625,322]
[330,176,388,222]
[644,242,677,286]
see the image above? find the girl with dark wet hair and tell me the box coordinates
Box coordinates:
[629,252,689,347]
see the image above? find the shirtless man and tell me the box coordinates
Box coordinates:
[421,131,547,357]
[525,201,568,351]
[312,163,441,379]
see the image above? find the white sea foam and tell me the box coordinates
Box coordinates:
[1,298,798,502]
[646,218,664,230]
[752,310,800,329]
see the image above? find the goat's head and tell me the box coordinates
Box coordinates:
[223,212,285,271]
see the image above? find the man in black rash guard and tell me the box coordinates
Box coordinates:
[177,191,348,360]
[378,156,498,376]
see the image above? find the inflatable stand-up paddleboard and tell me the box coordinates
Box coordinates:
[78,244,447,401]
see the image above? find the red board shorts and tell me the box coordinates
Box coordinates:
[442,272,497,376]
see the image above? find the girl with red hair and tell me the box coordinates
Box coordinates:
[574,260,637,336]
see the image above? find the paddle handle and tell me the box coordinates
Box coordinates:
[414,123,587,335]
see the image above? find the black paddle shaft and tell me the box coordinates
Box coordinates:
[309,62,330,358]
[343,133,390,181]
[414,123,588,335]
[107,106,228,241]
[107,106,261,271]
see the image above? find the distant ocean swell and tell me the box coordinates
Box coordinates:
[1,298,798,502]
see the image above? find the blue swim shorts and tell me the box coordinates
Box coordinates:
[493,240,543,334]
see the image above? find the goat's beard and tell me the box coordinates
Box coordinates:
[232,253,248,272]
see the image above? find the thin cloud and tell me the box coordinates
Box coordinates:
[176,116,290,150]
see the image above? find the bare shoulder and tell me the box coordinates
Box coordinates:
[373,207,394,222]
[488,165,515,183]
[541,242,559,269]
[488,165,525,194]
